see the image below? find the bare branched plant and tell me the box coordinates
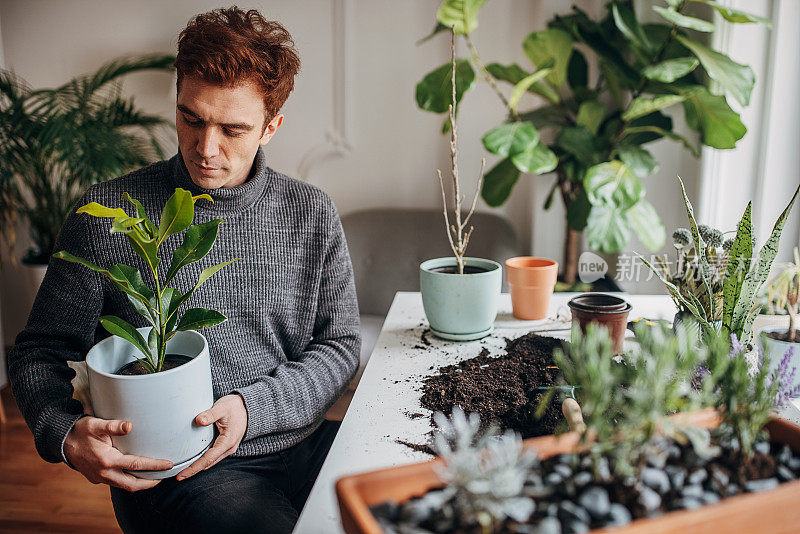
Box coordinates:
[437,27,485,275]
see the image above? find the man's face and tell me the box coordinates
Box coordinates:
[176,76,283,189]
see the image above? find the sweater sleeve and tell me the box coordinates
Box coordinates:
[233,203,361,439]
[7,196,104,464]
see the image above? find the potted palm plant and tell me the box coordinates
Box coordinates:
[760,248,800,375]
[420,28,501,341]
[54,188,237,479]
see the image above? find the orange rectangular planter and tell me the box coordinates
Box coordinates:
[336,410,800,534]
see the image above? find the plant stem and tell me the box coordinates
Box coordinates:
[462,33,519,121]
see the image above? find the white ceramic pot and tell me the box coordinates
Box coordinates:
[759,326,800,376]
[86,327,214,479]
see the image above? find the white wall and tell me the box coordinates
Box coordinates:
[0,0,711,346]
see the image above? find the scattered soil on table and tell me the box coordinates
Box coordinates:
[765,329,800,343]
[116,354,192,375]
[420,329,433,347]
[409,333,566,453]
[395,439,435,456]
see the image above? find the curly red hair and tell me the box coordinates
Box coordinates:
[175,6,301,122]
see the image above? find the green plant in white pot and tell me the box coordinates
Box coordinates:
[420,29,501,341]
[760,248,800,375]
[53,187,237,479]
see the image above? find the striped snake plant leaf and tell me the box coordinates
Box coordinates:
[721,202,753,337]
[678,176,715,322]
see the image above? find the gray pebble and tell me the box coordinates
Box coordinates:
[573,471,593,487]
[553,463,573,478]
[754,441,770,456]
[726,483,740,496]
[744,478,779,493]
[788,456,800,472]
[667,444,682,460]
[545,472,564,486]
[563,519,589,534]
[676,497,703,510]
[580,456,592,469]
[665,466,686,489]
[777,445,793,465]
[556,453,574,465]
[578,486,611,519]
[710,468,729,489]
[594,457,611,481]
[642,467,671,494]
[647,453,667,469]
[688,468,707,486]
[546,503,559,517]
[605,503,632,526]
[525,484,555,499]
[638,484,662,512]
[532,517,562,534]
[682,485,704,499]
[701,491,720,504]
[558,501,591,524]
[777,465,796,482]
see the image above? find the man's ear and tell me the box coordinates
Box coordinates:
[259,114,283,146]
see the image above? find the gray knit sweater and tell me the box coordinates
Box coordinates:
[8,148,361,464]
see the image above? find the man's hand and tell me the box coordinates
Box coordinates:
[64,416,174,492]
[176,393,248,481]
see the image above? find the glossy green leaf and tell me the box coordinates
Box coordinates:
[195,260,239,292]
[110,216,145,234]
[692,0,772,28]
[76,202,129,219]
[612,2,654,53]
[556,126,596,165]
[616,145,658,177]
[176,308,227,331]
[567,50,588,88]
[586,204,631,254]
[653,6,715,32]
[164,219,225,284]
[485,63,559,102]
[566,191,591,231]
[415,60,475,114]
[481,158,520,207]
[157,187,194,245]
[522,28,573,87]
[584,161,643,210]
[623,95,686,121]
[147,327,159,364]
[576,101,605,135]
[511,143,558,174]
[642,58,700,83]
[436,0,487,35]
[722,202,753,336]
[508,68,553,112]
[99,315,151,360]
[518,106,569,129]
[676,35,755,107]
[622,125,700,157]
[482,121,539,157]
[160,287,184,332]
[627,200,665,251]
[681,86,746,149]
[126,232,160,276]
[122,192,157,238]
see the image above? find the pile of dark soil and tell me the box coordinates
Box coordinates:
[116,354,192,375]
[765,329,800,343]
[419,333,566,439]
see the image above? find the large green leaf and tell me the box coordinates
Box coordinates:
[522,29,573,87]
[76,202,129,219]
[157,188,194,245]
[586,204,631,254]
[731,185,800,340]
[576,101,605,135]
[98,315,151,361]
[556,126,596,165]
[176,308,227,331]
[566,191,591,231]
[623,95,686,122]
[122,192,157,238]
[643,58,700,83]
[621,111,673,146]
[164,219,225,284]
[692,0,772,28]
[416,60,475,114]
[126,232,160,276]
[676,35,755,107]
[481,121,538,157]
[485,63,560,102]
[195,260,239,292]
[626,200,665,252]
[108,263,156,323]
[436,0,487,35]
[678,176,715,321]
[508,68,553,112]
[616,145,658,177]
[110,216,145,234]
[653,6,715,32]
[612,2,654,54]
[622,126,700,157]
[567,50,588,88]
[481,158,520,207]
[584,161,643,210]
[681,86,746,149]
[517,106,569,129]
[511,143,558,174]
[722,202,753,336]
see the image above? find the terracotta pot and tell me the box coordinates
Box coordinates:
[568,293,631,354]
[336,410,800,534]
[505,257,558,320]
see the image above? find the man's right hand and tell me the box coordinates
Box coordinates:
[64,416,173,492]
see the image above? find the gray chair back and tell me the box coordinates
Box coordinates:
[342,208,520,316]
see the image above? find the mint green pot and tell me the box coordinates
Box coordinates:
[420,257,502,340]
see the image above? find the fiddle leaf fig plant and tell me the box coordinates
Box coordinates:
[416,0,771,285]
[53,188,238,373]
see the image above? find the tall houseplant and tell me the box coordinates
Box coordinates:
[420,28,502,341]
[415,0,770,285]
[0,54,174,265]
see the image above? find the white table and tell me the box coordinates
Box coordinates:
[293,291,800,533]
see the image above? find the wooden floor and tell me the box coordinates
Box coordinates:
[0,387,121,534]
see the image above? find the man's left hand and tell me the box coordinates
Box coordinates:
[176,393,248,481]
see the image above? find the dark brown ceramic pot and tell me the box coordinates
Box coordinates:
[567,293,632,354]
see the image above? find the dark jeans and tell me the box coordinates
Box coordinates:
[110,420,340,534]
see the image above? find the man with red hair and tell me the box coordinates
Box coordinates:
[8,7,360,533]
